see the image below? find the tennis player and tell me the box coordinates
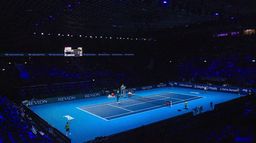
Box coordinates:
[116,89,120,104]
[204,86,208,92]
[184,101,188,109]
[210,101,214,110]
[65,122,70,136]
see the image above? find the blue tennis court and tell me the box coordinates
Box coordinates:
[77,93,202,120]
[30,87,241,143]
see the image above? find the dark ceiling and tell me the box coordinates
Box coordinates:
[0,0,256,36]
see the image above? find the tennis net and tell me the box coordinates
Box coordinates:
[130,94,171,106]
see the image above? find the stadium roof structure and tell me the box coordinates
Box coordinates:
[1,0,256,36]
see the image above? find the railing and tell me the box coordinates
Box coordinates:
[22,104,71,143]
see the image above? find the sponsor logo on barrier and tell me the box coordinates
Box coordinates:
[175,82,242,93]
[194,85,206,89]
[178,84,193,88]
[157,83,167,88]
[58,96,76,102]
[231,88,240,92]
[242,88,248,93]
[208,86,218,91]
[84,93,101,98]
[220,88,239,93]
[27,93,102,106]
[168,82,174,86]
[141,86,153,90]
[28,99,48,106]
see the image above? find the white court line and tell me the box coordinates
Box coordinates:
[154,93,184,101]
[76,107,109,121]
[102,94,170,109]
[186,96,202,101]
[81,95,153,109]
[80,95,164,110]
[161,95,202,103]
[168,92,203,98]
[132,104,164,112]
[78,97,200,121]
[170,97,185,101]
[172,96,202,102]
[107,104,133,112]
[80,103,108,109]
[122,96,170,108]
[77,92,202,120]
[105,112,133,120]
[106,99,193,120]
[109,93,197,109]
[190,92,200,94]
[105,104,164,119]
[107,101,179,119]
[81,93,175,110]
[105,99,175,119]
[131,97,200,113]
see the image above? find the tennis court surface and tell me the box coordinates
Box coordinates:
[30,87,241,143]
[77,93,202,120]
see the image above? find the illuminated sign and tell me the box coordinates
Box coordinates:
[243,29,256,35]
[64,47,83,57]
[215,31,240,37]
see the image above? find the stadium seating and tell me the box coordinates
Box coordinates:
[0,95,70,143]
